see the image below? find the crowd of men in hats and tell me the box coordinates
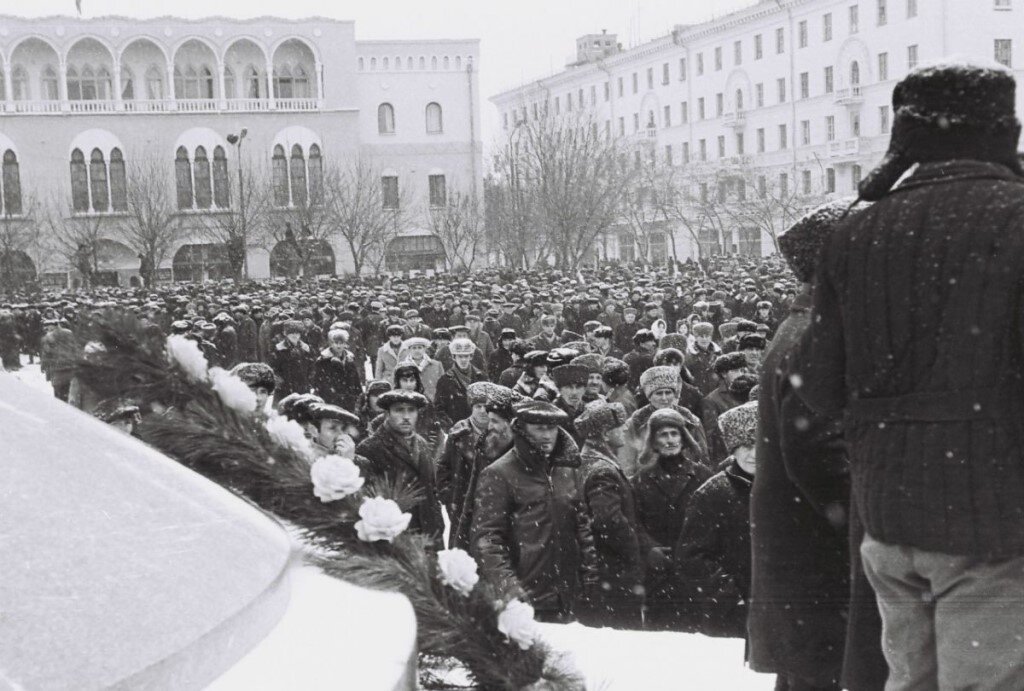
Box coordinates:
[5,58,1024,691]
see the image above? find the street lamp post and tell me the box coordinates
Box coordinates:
[226,127,248,279]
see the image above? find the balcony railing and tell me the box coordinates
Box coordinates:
[827,137,861,160]
[0,96,324,115]
[723,111,746,128]
[834,86,864,106]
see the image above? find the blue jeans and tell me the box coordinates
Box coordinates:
[860,533,1024,691]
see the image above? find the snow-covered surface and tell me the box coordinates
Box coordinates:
[539,623,772,690]
[9,357,774,689]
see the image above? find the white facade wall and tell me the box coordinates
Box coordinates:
[0,15,481,284]
[492,0,1024,261]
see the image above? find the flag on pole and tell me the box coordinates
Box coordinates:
[76,0,82,15]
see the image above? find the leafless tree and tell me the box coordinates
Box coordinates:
[490,112,631,270]
[257,163,338,278]
[485,150,544,268]
[0,193,40,292]
[327,158,410,277]
[427,186,485,271]
[40,199,112,289]
[197,161,274,281]
[116,156,186,287]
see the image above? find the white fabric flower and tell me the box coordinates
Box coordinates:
[310,454,364,502]
[437,548,479,596]
[497,599,540,651]
[354,497,412,543]
[166,335,209,382]
[266,412,312,457]
[209,367,257,414]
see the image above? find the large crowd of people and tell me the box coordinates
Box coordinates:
[5,59,1024,691]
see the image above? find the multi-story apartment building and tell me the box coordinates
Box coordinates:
[0,15,481,286]
[491,0,1024,261]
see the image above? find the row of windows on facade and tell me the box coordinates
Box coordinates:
[60,144,449,215]
[504,33,1015,129]
[357,55,471,72]
[697,227,765,258]
[691,166,863,205]
[0,63,314,102]
[649,108,889,167]
[377,102,444,135]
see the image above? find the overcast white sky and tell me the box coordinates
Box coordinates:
[0,0,756,143]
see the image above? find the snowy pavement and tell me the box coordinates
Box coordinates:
[5,356,774,689]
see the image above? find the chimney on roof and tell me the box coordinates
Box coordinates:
[573,30,621,66]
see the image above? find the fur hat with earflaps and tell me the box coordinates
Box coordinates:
[859,57,1023,202]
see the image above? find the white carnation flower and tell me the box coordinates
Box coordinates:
[166,335,209,382]
[209,367,257,414]
[437,548,479,597]
[266,411,312,457]
[354,497,412,543]
[497,599,539,651]
[310,454,364,502]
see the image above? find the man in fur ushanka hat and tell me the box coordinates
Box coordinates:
[795,58,1024,690]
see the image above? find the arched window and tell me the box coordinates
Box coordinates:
[419,57,425,70]
[67,66,81,100]
[358,57,364,71]
[850,61,861,87]
[201,66,215,99]
[193,146,212,209]
[145,65,164,100]
[425,102,443,134]
[407,57,413,70]
[272,144,289,206]
[735,88,744,111]
[378,103,395,134]
[96,67,112,99]
[41,66,58,100]
[290,144,307,207]
[274,65,292,98]
[70,149,89,212]
[212,146,229,208]
[80,66,98,100]
[294,66,309,98]
[89,148,109,212]
[443,56,450,69]
[175,146,193,209]
[173,66,184,98]
[455,56,462,70]
[121,66,135,100]
[431,56,438,70]
[12,66,29,100]
[245,66,262,99]
[2,150,22,216]
[308,144,323,204]
[224,66,235,99]
[185,66,199,99]
[382,57,389,70]
[109,148,127,211]
[370,57,377,70]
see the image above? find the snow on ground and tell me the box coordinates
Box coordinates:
[539,623,772,690]
[7,355,775,689]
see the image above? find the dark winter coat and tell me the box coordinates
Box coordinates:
[578,439,645,626]
[270,340,315,398]
[311,347,364,412]
[436,419,510,550]
[685,341,723,396]
[355,422,444,543]
[471,424,599,618]
[700,386,744,464]
[795,160,1024,559]
[553,396,585,446]
[235,314,258,363]
[40,327,76,386]
[214,325,238,368]
[748,294,854,686]
[488,347,514,383]
[433,365,488,429]
[674,459,753,639]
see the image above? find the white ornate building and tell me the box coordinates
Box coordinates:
[0,15,481,286]
[491,0,1024,261]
